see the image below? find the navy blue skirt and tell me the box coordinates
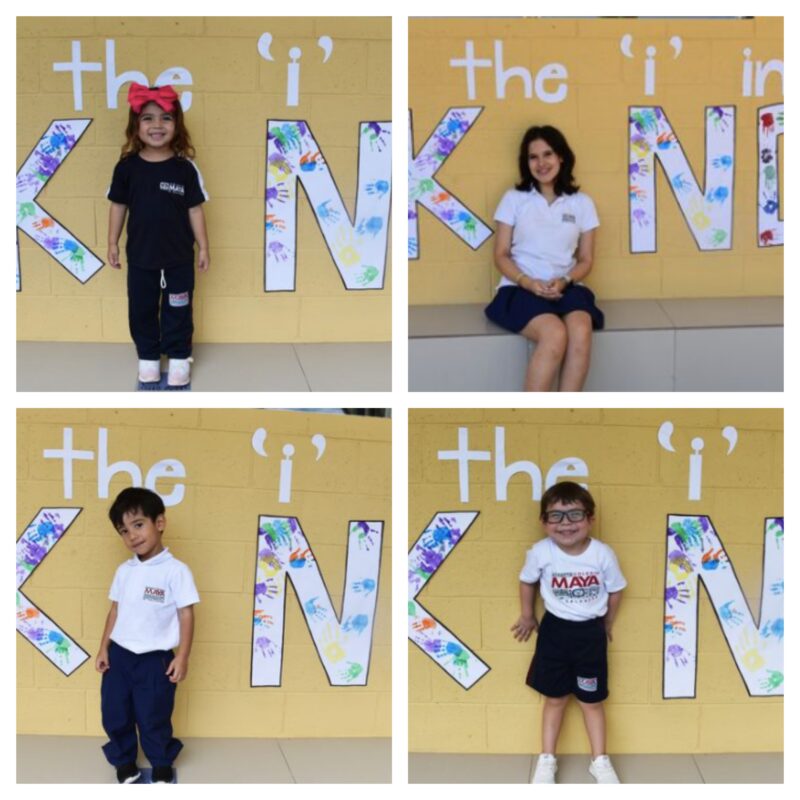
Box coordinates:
[485,283,604,333]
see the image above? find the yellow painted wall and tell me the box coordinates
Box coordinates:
[409,408,783,754]
[17,17,391,343]
[409,17,783,304]
[17,409,391,737]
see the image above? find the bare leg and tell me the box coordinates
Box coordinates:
[558,310,593,392]
[541,695,570,754]
[520,314,567,392]
[577,700,606,759]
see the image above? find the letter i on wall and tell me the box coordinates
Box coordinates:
[251,517,383,686]
[264,121,391,291]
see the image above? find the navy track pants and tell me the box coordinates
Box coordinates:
[127,264,194,360]
[100,640,182,767]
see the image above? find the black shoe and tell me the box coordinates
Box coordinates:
[152,766,174,783]
[116,763,141,784]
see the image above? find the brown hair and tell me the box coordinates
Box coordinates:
[120,94,195,160]
[539,481,596,519]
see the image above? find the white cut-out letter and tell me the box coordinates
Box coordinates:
[265,120,391,291]
[17,508,89,675]
[251,517,383,686]
[629,106,735,253]
[664,515,783,698]
[757,103,783,248]
[408,108,493,259]
[408,511,489,689]
[16,120,104,290]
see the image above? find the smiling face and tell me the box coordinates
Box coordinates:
[542,500,593,555]
[117,508,165,562]
[528,138,563,189]
[137,102,176,153]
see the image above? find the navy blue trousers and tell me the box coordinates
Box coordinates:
[127,264,194,361]
[101,640,182,767]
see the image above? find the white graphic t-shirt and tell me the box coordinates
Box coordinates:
[519,538,626,622]
[109,547,200,654]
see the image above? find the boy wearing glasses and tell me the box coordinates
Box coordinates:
[511,481,626,784]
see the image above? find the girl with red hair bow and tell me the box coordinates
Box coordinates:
[107,83,210,389]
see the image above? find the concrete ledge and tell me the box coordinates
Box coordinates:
[409,298,783,391]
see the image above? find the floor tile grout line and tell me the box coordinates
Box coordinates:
[290,345,312,391]
[276,738,297,783]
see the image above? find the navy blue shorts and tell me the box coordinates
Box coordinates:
[485,284,604,334]
[526,612,609,703]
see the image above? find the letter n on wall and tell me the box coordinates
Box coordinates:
[251,516,383,686]
[629,106,735,253]
[663,515,783,698]
[264,121,391,291]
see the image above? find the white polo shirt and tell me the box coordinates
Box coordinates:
[494,188,600,287]
[519,538,626,622]
[109,548,200,654]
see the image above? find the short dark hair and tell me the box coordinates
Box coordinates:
[539,481,595,519]
[516,125,580,196]
[109,487,165,530]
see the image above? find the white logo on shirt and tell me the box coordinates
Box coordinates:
[159,182,185,196]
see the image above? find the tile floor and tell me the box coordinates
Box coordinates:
[409,752,783,784]
[16,342,391,392]
[17,736,391,783]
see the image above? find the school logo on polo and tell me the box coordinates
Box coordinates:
[143,586,166,603]
[159,182,185,196]
[562,213,576,224]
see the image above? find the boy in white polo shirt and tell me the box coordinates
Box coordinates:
[96,487,199,784]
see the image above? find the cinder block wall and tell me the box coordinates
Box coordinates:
[409,409,782,754]
[17,17,391,343]
[409,17,783,305]
[17,409,391,737]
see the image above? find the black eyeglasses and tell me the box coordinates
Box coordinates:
[543,509,589,523]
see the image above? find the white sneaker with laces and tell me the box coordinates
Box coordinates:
[138,359,160,383]
[589,754,620,783]
[167,357,193,386]
[531,753,557,783]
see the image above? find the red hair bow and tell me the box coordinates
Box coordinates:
[127,82,179,113]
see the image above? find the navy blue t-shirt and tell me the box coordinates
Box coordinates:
[108,155,208,270]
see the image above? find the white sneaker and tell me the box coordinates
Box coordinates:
[531,753,557,783]
[589,754,620,783]
[138,359,160,383]
[167,357,193,386]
